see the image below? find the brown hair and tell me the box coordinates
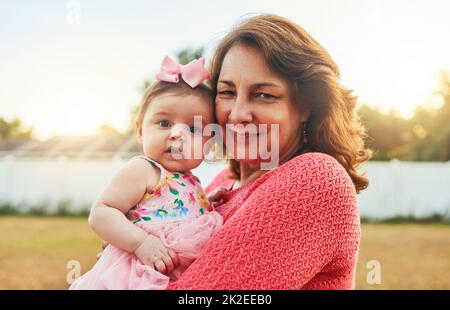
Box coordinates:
[210,14,372,193]
[136,79,213,125]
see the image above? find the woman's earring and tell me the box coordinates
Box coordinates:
[302,122,308,144]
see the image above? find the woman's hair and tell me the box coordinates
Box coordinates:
[136,79,214,125]
[210,14,372,193]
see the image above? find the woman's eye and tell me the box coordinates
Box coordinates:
[158,120,171,127]
[189,126,201,134]
[218,90,235,97]
[255,92,275,99]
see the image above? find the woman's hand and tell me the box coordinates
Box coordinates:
[134,235,180,274]
[207,186,229,209]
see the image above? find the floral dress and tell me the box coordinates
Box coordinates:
[70,156,223,290]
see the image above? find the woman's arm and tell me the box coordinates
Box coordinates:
[169,153,360,289]
[88,158,159,252]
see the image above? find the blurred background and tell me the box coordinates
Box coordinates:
[0,0,449,289]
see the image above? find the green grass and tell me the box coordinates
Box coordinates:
[0,216,449,289]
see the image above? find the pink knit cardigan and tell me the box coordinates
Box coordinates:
[168,152,361,289]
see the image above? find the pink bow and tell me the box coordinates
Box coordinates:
[156,55,210,88]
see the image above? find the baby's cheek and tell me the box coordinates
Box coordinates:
[202,135,217,156]
[181,157,204,173]
[188,136,206,158]
[179,138,204,166]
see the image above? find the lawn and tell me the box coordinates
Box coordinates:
[0,216,449,289]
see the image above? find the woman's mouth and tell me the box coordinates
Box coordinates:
[226,124,266,135]
[227,127,265,143]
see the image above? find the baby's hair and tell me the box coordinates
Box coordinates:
[136,79,214,125]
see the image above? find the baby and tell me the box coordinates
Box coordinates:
[70,56,223,289]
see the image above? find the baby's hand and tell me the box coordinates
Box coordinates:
[208,186,229,209]
[134,235,179,274]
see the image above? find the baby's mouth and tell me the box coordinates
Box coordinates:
[165,146,183,157]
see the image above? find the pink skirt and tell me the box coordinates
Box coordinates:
[70,211,222,290]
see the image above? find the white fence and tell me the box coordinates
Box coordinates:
[357,160,450,219]
[0,156,449,219]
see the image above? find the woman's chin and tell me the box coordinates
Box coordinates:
[231,157,263,168]
[227,145,262,163]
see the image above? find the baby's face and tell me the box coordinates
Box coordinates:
[138,93,214,172]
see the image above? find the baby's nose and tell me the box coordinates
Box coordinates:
[169,124,188,140]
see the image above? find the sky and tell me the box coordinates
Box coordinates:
[1,0,449,139]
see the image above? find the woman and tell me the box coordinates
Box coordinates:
[167,14,371,290]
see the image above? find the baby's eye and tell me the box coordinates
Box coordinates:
[189,126,201,134]
[158,120,171,128]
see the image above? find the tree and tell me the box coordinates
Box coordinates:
[405,72,450,161]
[433,72,450,160]
[175,47,205,65]
[96,124,121,136]
[358,105,411,160]
[0,117,33,142]
[358,71,450,161]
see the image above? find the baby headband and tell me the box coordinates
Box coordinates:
[156,55,210,88]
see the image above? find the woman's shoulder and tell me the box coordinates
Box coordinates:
[272,152,350,182]
[256,152,356,201]
[248,152,358,231]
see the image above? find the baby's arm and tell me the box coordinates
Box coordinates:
[89,158,179,273]
[88,158,157,252]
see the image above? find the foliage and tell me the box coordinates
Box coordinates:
[361,214,450,225]
[0,201,89,217]
[0,202,20,215]
[175,47,205,65]
[359,72,450,161]
[96,124,122,136]
[0,117,33,142]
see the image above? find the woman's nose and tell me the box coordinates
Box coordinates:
[228,94,253,124]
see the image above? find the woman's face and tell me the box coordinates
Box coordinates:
[215,43,308,169]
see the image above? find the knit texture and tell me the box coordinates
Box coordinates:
[168,152,361,290]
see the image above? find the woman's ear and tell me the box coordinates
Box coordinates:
[136,120,143,145]
[300,109,311,123]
